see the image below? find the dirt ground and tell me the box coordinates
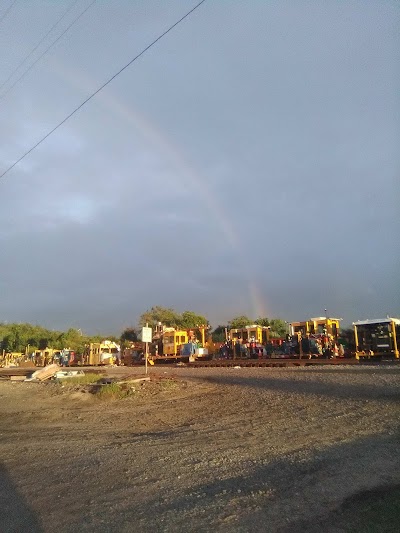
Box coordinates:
[1,365,399,532]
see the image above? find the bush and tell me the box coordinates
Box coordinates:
[95,383,124,400]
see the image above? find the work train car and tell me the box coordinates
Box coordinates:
[290,317,340,340]
[353,318,400,360]
[229,325,270,345]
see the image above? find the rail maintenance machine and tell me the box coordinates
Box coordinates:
[353,317,400,360]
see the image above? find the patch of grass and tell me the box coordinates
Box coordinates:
[57,373,102,387]
[95,382,125,400]
[159,378,179,391]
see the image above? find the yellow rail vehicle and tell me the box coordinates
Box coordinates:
[353,317,400,360]
[162,329,189,356]
[229,325,270,344]
[290,317,340,340]
[85,340,121,365]
[161,326,207,357]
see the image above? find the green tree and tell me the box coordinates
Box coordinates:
[56,328,84,351]
[120,328,138,343]
[0,322,110,355]
[38,338,49,350]
[179,311,208,329]
[254,317,270,327]
[228,315,252,329]
[211,325,227,343]
[139,306,181,328]
[268,319,287,338]
[139,307,209,330]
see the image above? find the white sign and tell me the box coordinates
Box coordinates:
[141,326,152,343]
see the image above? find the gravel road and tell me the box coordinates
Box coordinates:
[1,365,399,532]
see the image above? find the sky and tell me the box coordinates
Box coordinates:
[0,0,399,334]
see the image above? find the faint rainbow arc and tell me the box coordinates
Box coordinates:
[49,60,269,319]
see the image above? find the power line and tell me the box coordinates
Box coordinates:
[0,0,207,180]
[0,0,97,101]
[0,0,18,25]
[0,0,80,92]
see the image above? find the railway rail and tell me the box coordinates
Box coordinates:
[2,357,399,379]
[186,357,359,368]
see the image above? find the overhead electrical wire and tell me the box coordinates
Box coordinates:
[0,0,97,101]
[0,0,18,26]
[0,0,207,180]
[0,0,81,92]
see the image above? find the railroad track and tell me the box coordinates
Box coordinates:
[186,358,359,368]
[2,358,397,378]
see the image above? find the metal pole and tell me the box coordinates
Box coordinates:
[299,333,303,359]
[391,320,398,358]
[145,322,148,375]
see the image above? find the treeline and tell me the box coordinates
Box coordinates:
[138,307,288,342]
[212,315,287,342]
[0,323,110,354]
[0,308,289,353]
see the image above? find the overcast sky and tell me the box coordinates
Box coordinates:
[0,0,399,334]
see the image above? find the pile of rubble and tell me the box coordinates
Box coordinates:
[0,364,98,382]
[0,364,151,386]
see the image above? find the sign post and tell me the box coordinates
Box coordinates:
[141,324,152,375]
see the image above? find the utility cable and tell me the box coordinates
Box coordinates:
[0,0,97,101]
[0,0,80,92]
[0,0,207,180]
[0,0,18,26]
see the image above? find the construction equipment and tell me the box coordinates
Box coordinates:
[180,342,208,361]
[151,325,209,361]
[288,317,341,358]
[290,317,340,340]
[229,325,270,344]
[353,317,400,360]
[84,340,121,365]
[0,351,24,367]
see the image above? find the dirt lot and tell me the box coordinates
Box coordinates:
[1,365,399,532]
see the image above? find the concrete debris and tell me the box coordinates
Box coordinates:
[25,364,59,382]
[54,370,85,380]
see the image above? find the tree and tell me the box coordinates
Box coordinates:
[179,311,208,329]
[120,328,138,343]
[211,325,227,343]
[139,307,209,330]
[139,306,180,328]
[254,317,270,327]
[0,322,110,355]
[227,316,287,338]
[268,319,287,338]
[228,316,252,329]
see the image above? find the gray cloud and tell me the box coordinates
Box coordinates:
[0,0,399,333]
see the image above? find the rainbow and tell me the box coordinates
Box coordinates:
[48,59,270,319]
